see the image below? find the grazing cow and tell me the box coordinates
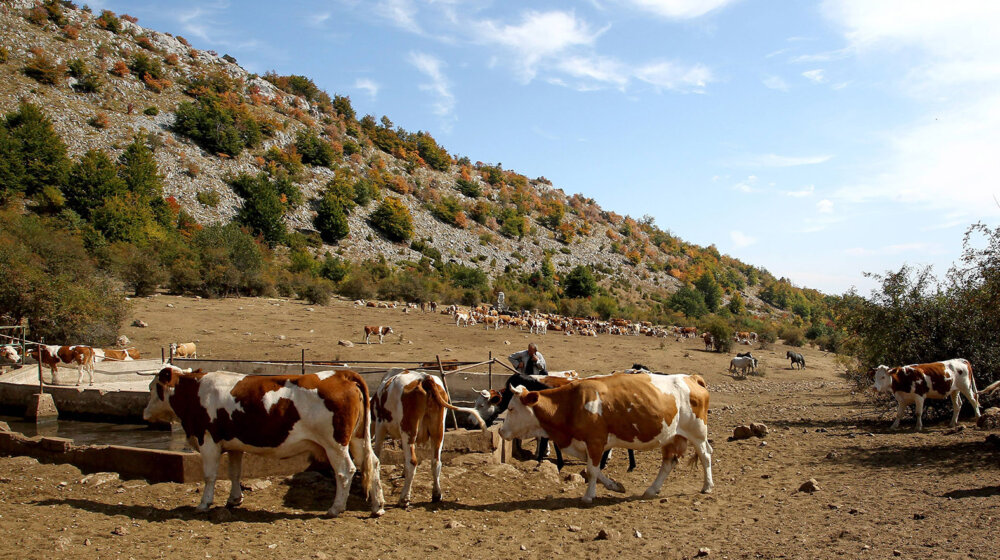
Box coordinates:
[529,318,547,335]
[786,351,805,369]
[143,366,385,516]
[364,325,393,345]
[482,315,500,330]
[499,372,713,502]
[748,332,759,344]
[680,327,697,338]
[28,345,96,385]
[729,355,757,377]
[371,369,486,507]
[872,359,982,431]
[454,312,474,327]
[1,345,20,363]
[95,347,141,362]
[171,342,198,359]
[702,332,715,351]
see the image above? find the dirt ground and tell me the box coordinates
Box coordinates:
[1,294,998,559]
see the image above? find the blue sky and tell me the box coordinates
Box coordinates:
[91,1,1000,295]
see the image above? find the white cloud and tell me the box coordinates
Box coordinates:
[354,78,379,99]
[731,153,833,167]
[733,175,758,193]
[785,185,815,197]
[306,12,331,28]
[409,52,456,122]
[557,55,630,90]
[376,0,421,34]
[634,61,712,92]
[762,75,788,91]
[802,69,825,83]
[817,199,834,213]
[623,0,740,19]
[476,11,600,82]
[730,230,757,248]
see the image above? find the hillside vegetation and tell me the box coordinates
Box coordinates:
[0,1,841,344]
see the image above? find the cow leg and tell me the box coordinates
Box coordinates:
[323,443,356,517]
[365,333,370,345]
[913,396,925,431]
[949,392,963,427]
[554,445,564,471]
[76,363,84,386]
[430,417,445,503]
[398,433,418,508]
[696,439,714,493]
[960,384,982,419]
[599,449,612,470]
[225,450,244,508]
[535,438,550,462]
[372,422,387,462]
[642,452,677,499]
[628,449,637,472]
[349,435,386,517]
[890,400,905,430]
[196,442,222,511]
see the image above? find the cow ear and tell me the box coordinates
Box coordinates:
[489,391,502,405]
[158,367,179,386]
[521,391,539,407]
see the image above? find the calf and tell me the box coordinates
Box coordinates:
[143,366,385,516]
[872,358,982,431]
[786,351,805,369]
[171,342,198,359]
[499,372,713,502]
[372,370,486,507]
[364,325,393,344]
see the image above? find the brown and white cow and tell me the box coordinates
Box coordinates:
[702,332,715,351]
[679,326,697,338]
[364,325,393,344]
[872,358,981,431]
[371,369,486,507]
[143,366,385,516]
[499,372,713,503]
[28,345,97,385]
[170,342,197,359]
[95,347,141,362]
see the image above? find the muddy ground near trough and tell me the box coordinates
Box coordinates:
[1,294,998,559]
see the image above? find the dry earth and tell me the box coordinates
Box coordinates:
[1,294,999,559]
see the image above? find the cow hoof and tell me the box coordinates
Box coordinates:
[371,508,386,518]
[642,489,658,499]
[225,498,243,508]
[701,487,714,494]
[431,493,442,503]
[195,504,210,513]
[324,509,343,518]
[398,499,410,509]
[581,496,594,504]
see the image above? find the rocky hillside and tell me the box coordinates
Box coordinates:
[0,1,817,318]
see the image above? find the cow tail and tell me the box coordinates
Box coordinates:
[966,359,980,398]
[424,376,488,431]
[349,371,379,501]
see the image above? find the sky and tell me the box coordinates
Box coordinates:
[88,0,1000,295]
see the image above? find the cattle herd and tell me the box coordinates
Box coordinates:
[4,300,993,519]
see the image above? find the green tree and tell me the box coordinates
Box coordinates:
[694,271,723,312]
[314,175,357,244]
[173,94,262,156]
[0,102,70,200]
[728,291,746,315]
[118,137,162,200]
[295,128,335,167]
[63,149,125,219]
[669,285,708,318]
[564,265,598,299]
[230,173,286,245]
[369,196,413,242]
[416,133,450,171]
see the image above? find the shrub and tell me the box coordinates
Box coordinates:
[143,106,160,116]
[95,10,122,34]
[0,208,129,344]
[68,58,102,93]
[297,276,333,305]
[229,172,287,246]
[192,223,269,297]
[295,128,335,167]
[353,178,377,206]
[196,189,220,207]
[23,52,65,84]
[172,93,263,156]
[87,112,110,128]
[111,60,129,77]
[455,177,481,198]
[108,242,167,296]
[164,53,179,66]
[668,285,708,318]
[778,324,804,347]
[63,25,80,40]
[415,134,450,171]
[342,138,360,156]
[90,193,155,244]
[0,46,8,64]
[136,35,157,51]
[369,196,413,242]
[430,195,465,228]
[701,317,733,353]
[314,173,357,243]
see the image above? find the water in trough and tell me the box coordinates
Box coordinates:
[1,415,192,452]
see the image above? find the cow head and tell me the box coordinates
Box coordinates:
[473,389,503,426]
[0,345,20,363]
[143,366,184,423]
[497,386,547,441]
[872,365,893,393]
